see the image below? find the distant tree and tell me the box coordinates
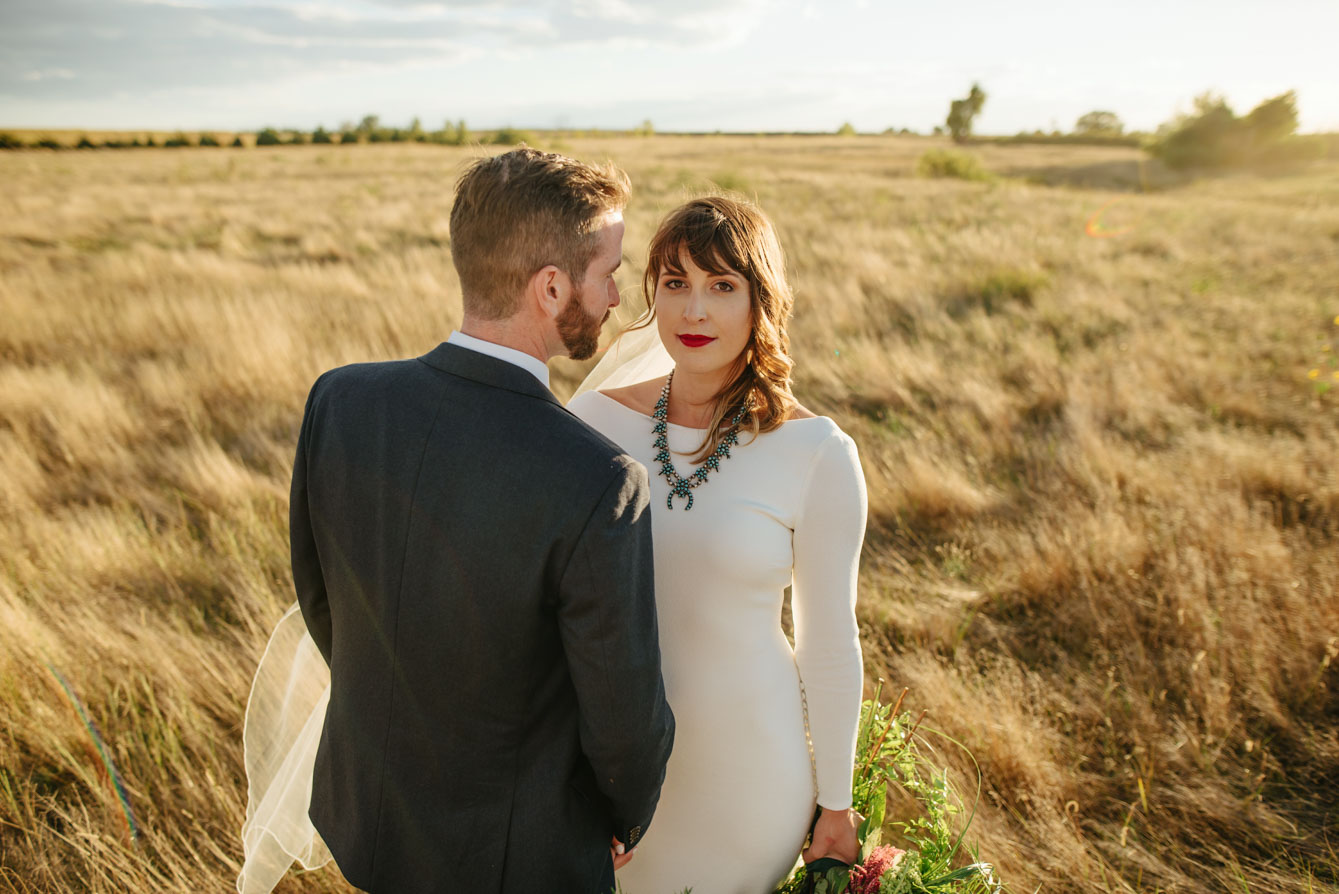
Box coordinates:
[1150,90,1304,169]
[1243,90,1298,145]
[0,132,24,150]
[76,135,96,149]
[287,130,308,145]
[144,135,158,147]
[491,126,530,145]
[163,132,192,147]
[231,135,245,148]
[932,125,944,137]
[198,133,221,147]
[255,128,282,146]
[358,114,380,135]
[1075,110,1124,136]
[339,130,359,144]
[389,128,409,143]
[635,119,654,137]
[368,129,388,143]
[36,137,63,150]
[311,126,333,144]
[946,82,987,143]
[409,117,426,142]
[455,119,470,144]
[837,121,857,136]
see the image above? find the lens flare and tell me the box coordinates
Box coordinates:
[1085,198,1135,239]
[47,664,140,842]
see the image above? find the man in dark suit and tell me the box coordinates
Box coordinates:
[291,148,674,893]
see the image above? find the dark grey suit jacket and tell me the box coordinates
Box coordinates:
[291,341,674,893]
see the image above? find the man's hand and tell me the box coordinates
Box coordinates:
[611,835,635,870]
[801,806,861,864]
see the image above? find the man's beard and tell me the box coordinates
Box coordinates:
[556,288,608,361]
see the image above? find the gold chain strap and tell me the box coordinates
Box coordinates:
[796,664,819,798]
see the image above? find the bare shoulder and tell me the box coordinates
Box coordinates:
[787,403,819,421]
[598,378,663,417]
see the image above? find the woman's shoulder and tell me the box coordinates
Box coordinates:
[595,379,662,417]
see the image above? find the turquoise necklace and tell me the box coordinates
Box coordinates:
[653,370,748,511]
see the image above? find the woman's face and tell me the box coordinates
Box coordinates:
[654,250,753,380]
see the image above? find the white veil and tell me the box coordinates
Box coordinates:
[236,318,671,893]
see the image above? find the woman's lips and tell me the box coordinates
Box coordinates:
[678,335,716,348]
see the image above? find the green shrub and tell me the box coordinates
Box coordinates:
[255,128,281,146]
[231,136,245,148]
[0,133,23,150]
[163,132,192,148]
[36,138,63,150]
[915,148,991,181]
[837,121,857,136]
[339,131,358,145]
[1150,90,1308,170]
[491,126,531,145]
[198,134,220,147]
[76,136,96,149]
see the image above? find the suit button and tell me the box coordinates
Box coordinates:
[627,826,642,846]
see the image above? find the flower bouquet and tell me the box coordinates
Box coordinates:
[773,683,1001,894]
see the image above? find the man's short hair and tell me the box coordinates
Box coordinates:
[450,148,631,321]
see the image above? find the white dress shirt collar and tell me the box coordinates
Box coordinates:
[446,331,551,389]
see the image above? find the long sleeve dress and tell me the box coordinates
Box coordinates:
[567,390,867,894]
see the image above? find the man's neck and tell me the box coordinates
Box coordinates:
[459,317,551,364]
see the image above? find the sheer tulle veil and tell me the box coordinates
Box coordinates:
[236,317,671,893]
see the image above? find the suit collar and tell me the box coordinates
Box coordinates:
[418,342,563,408]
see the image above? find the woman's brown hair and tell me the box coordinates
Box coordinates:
[635,195,797,462]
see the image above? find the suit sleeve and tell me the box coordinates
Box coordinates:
[291,375,333,665]
[792,432,867,810]
[557,456,675,848]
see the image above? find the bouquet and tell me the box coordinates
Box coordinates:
[773,683,1001,894]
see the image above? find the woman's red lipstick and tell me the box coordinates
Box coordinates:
[678,334,716,348]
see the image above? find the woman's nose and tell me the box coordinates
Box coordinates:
[682,289,707,321]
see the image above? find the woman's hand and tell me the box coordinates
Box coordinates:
[802,806,861,864]
[610,835,635,870]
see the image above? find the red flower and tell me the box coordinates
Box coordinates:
[848,846,906,894]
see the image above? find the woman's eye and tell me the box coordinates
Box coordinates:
[714,281,734,292]
[663,278,685,289]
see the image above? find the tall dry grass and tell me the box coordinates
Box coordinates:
[1,137,1336,893]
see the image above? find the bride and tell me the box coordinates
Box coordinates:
[568,196,866,892]
[238,195,867,893]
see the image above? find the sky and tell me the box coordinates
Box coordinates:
[2,0,1337,134]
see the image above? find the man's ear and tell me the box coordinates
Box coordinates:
[528,265,573,320]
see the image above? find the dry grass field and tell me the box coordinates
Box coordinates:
[1,135,1337,893]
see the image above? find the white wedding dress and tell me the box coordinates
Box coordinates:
[565,389,865,894]
[237,326,867,894]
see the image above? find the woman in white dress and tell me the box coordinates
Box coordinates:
[236,196,866,894]
[567,195,867,893]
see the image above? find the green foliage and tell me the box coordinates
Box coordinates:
[255,128,281,146]
[339,131,359,145]
[915,149,991,181]
[0,132,23,150]
[946,83,986,143]
[287,130,308,145]
[163,132,192,148]
[775,686,999,894]
[491,126,532,146]
[838,122,858,137]
[35,137,62,150]
[231,136,245,148]
[198,134,221,147]
[1151,90,1307,169]
[76,135,97,149]
[635,119,655,137]
[311,126,333,144]
[1074,110,1123,136]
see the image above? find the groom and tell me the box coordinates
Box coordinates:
[291,148,675,893]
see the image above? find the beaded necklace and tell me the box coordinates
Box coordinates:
[652,370,748,511]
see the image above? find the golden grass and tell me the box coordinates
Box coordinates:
[1,136,1337,893]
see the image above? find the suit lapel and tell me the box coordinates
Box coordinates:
[417,342,564,409]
